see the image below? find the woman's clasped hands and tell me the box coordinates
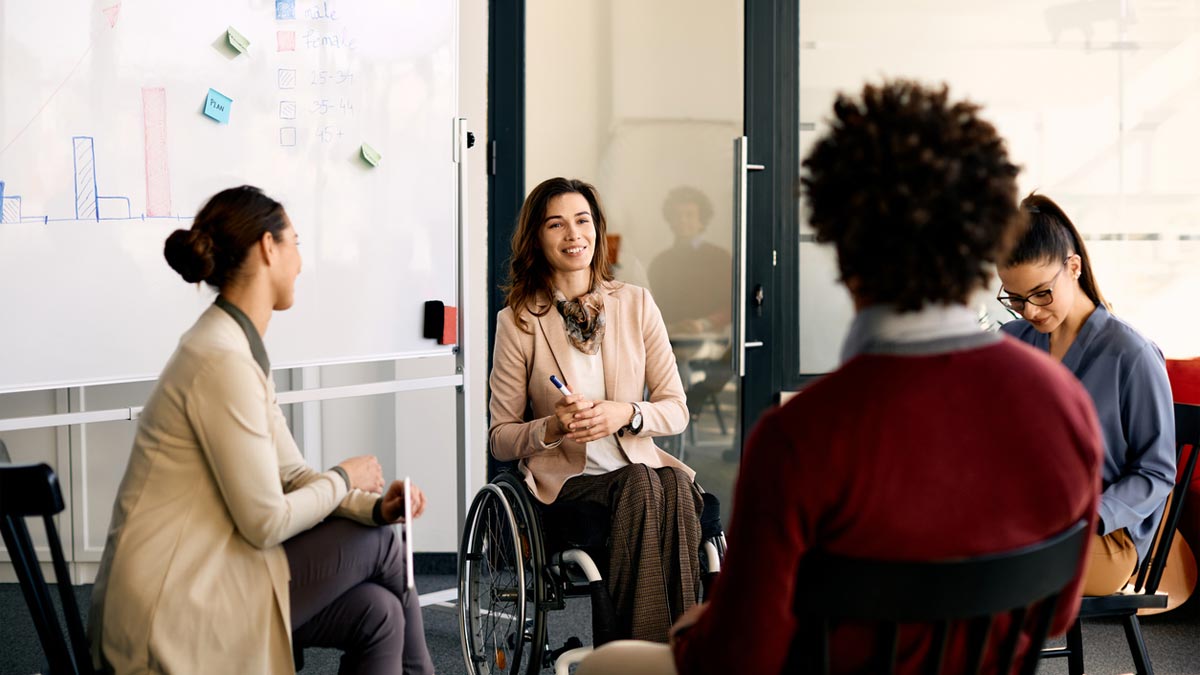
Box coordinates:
[551,394,634,444]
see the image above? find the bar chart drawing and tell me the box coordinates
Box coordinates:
[142,87,171,216]
[0,181,20,224]
[0,131,184,224]
[73,136,99,220]
[0,86,178,225]
[71,135,137,221]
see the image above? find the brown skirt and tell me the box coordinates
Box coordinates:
[551,464,703,643]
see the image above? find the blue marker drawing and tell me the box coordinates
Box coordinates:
[68,135,133,220]
[72,136,99,220]
[0,182,19,224]
[2,196,19,223]
[275,0,295,20]
[203,89,233,124]
[4,196,22,222]
[97,196,132,219]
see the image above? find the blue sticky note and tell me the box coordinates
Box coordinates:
[203,88,233,124]
[275,0,295,20]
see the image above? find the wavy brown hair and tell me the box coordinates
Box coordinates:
[1005,193,1109,310]
[801,80,1024,310]
[504,177,613,330]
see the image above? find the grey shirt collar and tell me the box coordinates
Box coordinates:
[214,296,271,376]
[841,303,1001,364]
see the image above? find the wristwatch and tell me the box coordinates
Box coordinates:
[622,402,643,436]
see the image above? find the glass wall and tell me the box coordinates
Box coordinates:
[526,0,746,509]
[799,0,1200,372]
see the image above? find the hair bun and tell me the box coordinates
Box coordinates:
[164,228,216,284]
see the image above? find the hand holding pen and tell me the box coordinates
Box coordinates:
[548,375,635,444]
[548,375,592,443]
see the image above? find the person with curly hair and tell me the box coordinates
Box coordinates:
[578,80,1104,675]
[998,193,1174,597]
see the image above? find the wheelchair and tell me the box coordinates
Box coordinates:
[458,469,726,675]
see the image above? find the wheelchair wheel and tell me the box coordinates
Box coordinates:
[459,476,548,674]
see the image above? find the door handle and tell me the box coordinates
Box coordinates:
[732,136,765,378]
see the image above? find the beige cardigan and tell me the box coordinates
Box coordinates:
[89,305,379,674]
[489,281,693,503]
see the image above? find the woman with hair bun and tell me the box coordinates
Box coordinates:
[89,186,434,675]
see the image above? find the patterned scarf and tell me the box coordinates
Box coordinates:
[554,287,606,355]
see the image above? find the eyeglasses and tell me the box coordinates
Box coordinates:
[997,259,1069,313]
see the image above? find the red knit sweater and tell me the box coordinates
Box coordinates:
[673,336,1103,674]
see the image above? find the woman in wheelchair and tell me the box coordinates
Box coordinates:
[488,177,705,644]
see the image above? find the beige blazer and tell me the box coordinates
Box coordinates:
[89,305,379,675]
[489,281,693,503]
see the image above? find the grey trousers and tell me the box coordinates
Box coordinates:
[284,518,434,675]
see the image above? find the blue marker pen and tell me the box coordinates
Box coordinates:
[549,375,573,397]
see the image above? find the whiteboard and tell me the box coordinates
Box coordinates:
[0,0,459,394]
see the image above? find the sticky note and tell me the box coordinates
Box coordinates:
[360,143,381,167]
[226,27,250,54]
[203,88,233,124]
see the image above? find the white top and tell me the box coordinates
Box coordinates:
[564,346,631,475]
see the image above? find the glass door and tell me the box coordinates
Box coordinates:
[523,0,746,508]
[796,1,1200,369]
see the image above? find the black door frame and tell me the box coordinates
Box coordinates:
[486,0,800,464]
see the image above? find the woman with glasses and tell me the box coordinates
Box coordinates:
[997,193,1175,595]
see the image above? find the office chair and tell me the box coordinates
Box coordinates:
[792,520,1089,675]
[1041,402,1200,675]
[0,460,94,674]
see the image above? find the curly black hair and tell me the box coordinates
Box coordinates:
[801,80,1024,311]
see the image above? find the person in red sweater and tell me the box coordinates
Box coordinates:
[578,79,1104,675]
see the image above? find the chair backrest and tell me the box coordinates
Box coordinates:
[1132,402,1200,595]
[0,462,94,675]
[789,520,1089,675]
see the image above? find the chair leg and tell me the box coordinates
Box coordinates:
[1065,619,1085,675]
[709,393,728,435]
[1122,614,1154,675]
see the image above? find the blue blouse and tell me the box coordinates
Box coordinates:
[1002,306,1175,564]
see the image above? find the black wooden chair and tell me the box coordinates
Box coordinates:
[1041,402,1200,675]
[0,461,94,675]
[790,519,1089,675]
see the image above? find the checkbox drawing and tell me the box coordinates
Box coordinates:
[277,69,296,89]
[275,0,295,20]
[279,101,297,119]
[277,31,296,52]
[280,127,297,147]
